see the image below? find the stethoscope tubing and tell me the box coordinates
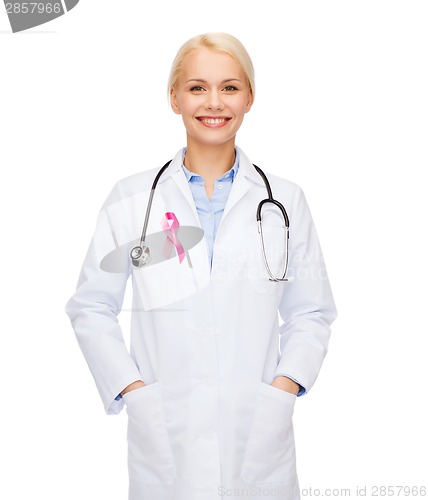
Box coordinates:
[138,160,172,248]
[131,160,290,281]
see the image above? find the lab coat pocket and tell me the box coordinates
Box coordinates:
[241,382,297,484]
[124,382,176,485]
[132,235,210,311]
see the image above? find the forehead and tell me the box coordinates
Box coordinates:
[180,47,245,82]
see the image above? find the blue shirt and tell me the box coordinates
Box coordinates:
[181,148,239,269]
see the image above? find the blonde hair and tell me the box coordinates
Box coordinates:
[168,32,255,100]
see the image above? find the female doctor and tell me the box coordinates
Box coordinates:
[66,33,337,500]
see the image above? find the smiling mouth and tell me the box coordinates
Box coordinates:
[196,116,232,126]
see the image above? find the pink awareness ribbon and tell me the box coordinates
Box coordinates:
[161,212,185,263]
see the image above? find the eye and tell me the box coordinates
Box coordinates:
[223,85,239,92]
[190,86,205,92]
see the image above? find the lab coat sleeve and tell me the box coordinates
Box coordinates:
[275,186,337,395]
[65,185,143,415]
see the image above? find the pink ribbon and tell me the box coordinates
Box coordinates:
[161,212,185,263]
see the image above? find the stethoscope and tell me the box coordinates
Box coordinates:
[130,160,290,281]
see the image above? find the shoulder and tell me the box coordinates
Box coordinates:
[101,150,184,210]
[238,149,311,225]
[265,171,304,197]
[237,146,304,200]
[101,165,169,210]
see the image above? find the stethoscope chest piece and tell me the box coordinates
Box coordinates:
[131,245,151,267]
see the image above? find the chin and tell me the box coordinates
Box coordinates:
[189,133,237,148]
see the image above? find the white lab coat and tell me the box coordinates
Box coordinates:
[66,147,336,500]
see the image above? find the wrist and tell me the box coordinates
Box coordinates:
[272,376,299,395]
[120,380,145,396]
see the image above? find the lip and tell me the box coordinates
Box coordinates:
[196,116,232,128]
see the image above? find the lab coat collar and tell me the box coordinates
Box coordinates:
[157,146,266,188]
[234,147,267,187]
[157,146,266,237]
[180,147,240,182]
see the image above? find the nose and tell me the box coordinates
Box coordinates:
[204,90,223,111]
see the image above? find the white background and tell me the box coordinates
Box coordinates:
[1,1,427,499]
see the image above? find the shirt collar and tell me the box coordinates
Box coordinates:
[181,148,240,182]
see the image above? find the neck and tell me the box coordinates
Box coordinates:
[184,138,236,180]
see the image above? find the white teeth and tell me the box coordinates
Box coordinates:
[200,118,226,124]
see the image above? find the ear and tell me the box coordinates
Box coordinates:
[245,90,254,113]
[170,88,181,115]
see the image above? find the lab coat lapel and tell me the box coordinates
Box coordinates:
[157,149,201,227]
[155,150,211,293]
[217,147,266,232]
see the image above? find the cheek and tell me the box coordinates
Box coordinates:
[233,96,252,115]
[173,92,189,112]
[179,97,198,117]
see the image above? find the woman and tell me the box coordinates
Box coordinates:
[66,32,337,500]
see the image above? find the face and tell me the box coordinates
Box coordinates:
[170,47,253,149]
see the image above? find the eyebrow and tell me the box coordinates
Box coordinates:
[186,78,242,84]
